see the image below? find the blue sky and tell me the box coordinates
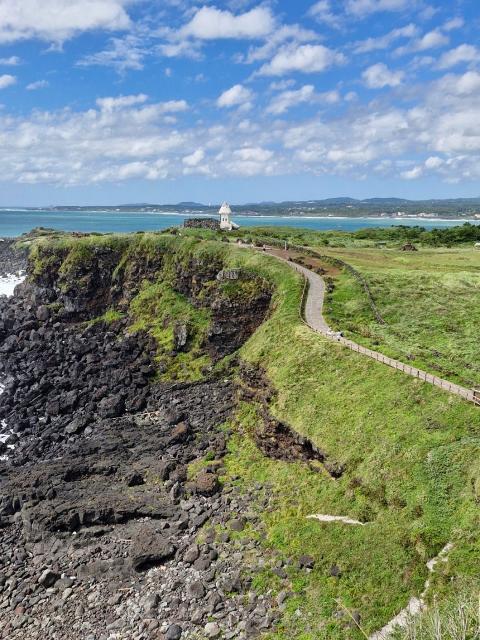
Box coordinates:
[0,0,479,205]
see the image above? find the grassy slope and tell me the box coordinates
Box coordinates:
[322,247,480,388]
[217,247,480,639]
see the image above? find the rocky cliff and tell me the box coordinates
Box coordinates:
[0,233,284,640]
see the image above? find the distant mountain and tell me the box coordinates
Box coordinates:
[175,202,206,207]
[361,198,411,204]
[15,197,480,220]
[320,197,360,205]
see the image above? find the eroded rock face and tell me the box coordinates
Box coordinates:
[0,311,158,455]
[0,240,283,639]
[21,240,273,361]
[0,239,27,280]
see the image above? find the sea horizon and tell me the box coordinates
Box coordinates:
[1,208,479,238]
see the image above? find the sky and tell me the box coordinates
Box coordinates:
[0,0,479,206]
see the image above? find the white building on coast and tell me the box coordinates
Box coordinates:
[219,202,239,231]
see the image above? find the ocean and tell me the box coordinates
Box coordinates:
[0,209,478,237]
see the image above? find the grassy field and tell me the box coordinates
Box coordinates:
[218,243,480,639]
[321,246,480,389]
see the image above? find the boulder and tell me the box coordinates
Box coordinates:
[38,569,59,588]
[188,472,220,497]
[131,526,175,571]
[299,555,315,570]
[98,395,125,418]
[204,622,221,638]
[166,624,183,640]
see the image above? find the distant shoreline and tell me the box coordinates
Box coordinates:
[0,209,479,223]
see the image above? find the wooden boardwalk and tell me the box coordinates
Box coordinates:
[268,250,477,405]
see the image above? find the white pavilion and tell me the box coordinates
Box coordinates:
[218,202,239,231]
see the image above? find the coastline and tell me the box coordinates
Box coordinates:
[1,208,479,223]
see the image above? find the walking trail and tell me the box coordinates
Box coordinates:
[265,248,478,405]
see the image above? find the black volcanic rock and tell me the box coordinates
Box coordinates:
[0,237,285,640]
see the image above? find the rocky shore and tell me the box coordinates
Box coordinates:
[0,234,310,639]
[0,239,27,297]
[0,239,27,281]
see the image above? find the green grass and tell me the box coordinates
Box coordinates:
[218,248,480,639]
[85,308,125,326]
[391,582,480,640]
[322,247,480,388]
[229,222,480,250]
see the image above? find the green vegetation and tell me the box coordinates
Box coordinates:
[129,279,212,381]
[187,450,218,480]
[392,583,480,640]
[86,308,125,326]
[230,222,480,249]
[323,246,480,388]
[219,245,480,639]
[26,228,480,639]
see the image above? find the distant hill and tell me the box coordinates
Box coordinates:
[19,197,480,219]
[175,201,206,207]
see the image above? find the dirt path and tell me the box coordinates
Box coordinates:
[265,248,477,405]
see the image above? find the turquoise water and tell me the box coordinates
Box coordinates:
[0,209,477,237]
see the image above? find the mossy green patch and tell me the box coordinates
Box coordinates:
[86,308,125,326]
[129,279,212,381]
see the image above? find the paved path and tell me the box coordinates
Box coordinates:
[266,249,477,405]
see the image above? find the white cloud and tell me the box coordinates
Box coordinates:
[179,6,274,40]
[266,84,340,115]
[258,43,345,76]
[183,149,205,167]
[437,44,480,69]
[362,63,404,88]
[242,24,318,65]
[435,71,480,96]
[3,54,480,188]
[267,85,315,114]
[0,0,131,44]
[0,98,192,185]
[401,166,423,179]
[395,29,449,55]
[157,40,203,60]
[225,146,275,176]
[269,79,296,91]
[234,147,273,162]
[217,84,253,108]
[308,1,341,28]
[96,94,149,111]
[413,29,449,50]
[26,79,49,90]
[79,35,146,72]
[353,23,418,53]
[0,55,21,66]
[0,73,16,89]
[345,0,409,17]
[443,17,464,32]
[425,156,443,169]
